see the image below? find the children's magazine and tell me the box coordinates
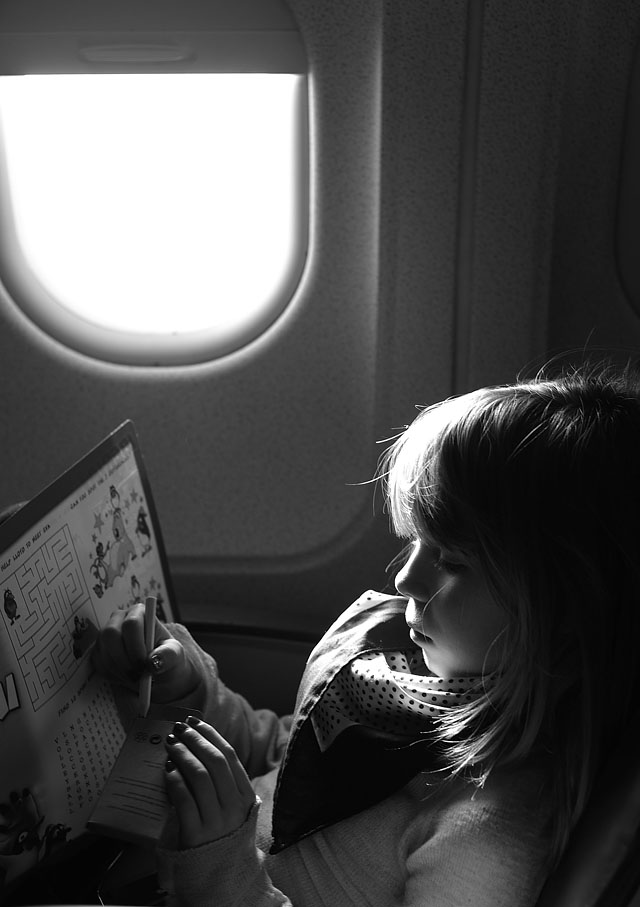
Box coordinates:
[0,421,176,895]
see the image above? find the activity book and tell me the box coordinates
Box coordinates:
[0,421,178,895]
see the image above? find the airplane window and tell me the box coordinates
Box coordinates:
[0,72,308,365]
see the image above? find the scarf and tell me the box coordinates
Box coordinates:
[311,648,495,752]
[270,592,498,852]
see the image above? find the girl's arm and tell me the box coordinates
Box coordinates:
[157,717,293,907]
[164,623,293,778]
[91,603,292,778]
[158,803,293,907]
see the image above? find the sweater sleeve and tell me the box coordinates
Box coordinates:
[157,799,293,907]
[162,623,293,779]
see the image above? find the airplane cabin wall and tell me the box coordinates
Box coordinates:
[546,0,640,359]
[0,0,638,708]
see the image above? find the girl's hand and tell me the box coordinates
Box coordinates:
[164,717,256,849]
[91,602,198,702]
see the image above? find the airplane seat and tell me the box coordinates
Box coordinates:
[535,714,640,907]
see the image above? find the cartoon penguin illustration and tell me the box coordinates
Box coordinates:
[90,542,109,594]
[109,485,121,512]
[110,510,136,571]
[3,590,19,626]
[135,506,152,554]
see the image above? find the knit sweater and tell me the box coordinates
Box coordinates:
[155,593,553,906]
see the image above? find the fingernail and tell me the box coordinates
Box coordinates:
[165,759,176,772]
[173,721,188,737]
[150,654,164,673]
[186,715,200,728]
[166,733,178,746]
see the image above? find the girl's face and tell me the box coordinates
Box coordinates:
[395,538,507,678]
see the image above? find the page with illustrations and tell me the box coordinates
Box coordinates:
[0,421,176,895]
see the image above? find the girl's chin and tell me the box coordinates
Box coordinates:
[415,646,441,676]
[421,653,442,676]
[409,628,432,646]
[409,629,469,678]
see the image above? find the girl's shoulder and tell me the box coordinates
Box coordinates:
[405,754,552,849]
[401,759,553,904]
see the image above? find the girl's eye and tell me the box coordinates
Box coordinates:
[433,549,464,573]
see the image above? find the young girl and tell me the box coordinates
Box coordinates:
[93,363,640,906]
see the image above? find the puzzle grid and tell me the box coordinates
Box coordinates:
[54,680,125,816]
[4,524,96,711]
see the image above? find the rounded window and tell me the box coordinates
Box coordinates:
[0,71,308,365]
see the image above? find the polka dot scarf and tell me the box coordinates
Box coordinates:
[311,648,495,752]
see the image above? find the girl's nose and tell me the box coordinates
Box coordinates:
[395,541,432,601]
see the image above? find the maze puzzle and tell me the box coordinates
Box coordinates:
[3,524,96,711]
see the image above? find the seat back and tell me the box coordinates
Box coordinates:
[536,718,640,907]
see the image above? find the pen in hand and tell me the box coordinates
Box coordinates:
[138,595,156,718]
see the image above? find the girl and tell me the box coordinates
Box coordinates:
[93,363,640,906]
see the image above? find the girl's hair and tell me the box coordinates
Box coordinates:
[379,361,640,862]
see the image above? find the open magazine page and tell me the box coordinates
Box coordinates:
[0,425,174,893]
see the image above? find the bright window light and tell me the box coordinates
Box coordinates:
[0,73,307,364]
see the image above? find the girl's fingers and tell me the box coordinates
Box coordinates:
[91,602,174,688]
[147,639,199,703]
[184,718,255,800]
[164,762,206,848]
[92,612,140,685]
[120,603,153,668]
[167,730,224,823]
[164,722,255,846]
[147,638,184,675]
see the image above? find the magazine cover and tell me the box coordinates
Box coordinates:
[0,420,176,894]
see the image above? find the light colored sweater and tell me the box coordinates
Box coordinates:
[156,621,553,907]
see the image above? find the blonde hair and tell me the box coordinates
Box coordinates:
[379,363,640,863]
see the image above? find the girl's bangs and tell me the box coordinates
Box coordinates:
[383,395,483,554]
[384,407,450,541]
